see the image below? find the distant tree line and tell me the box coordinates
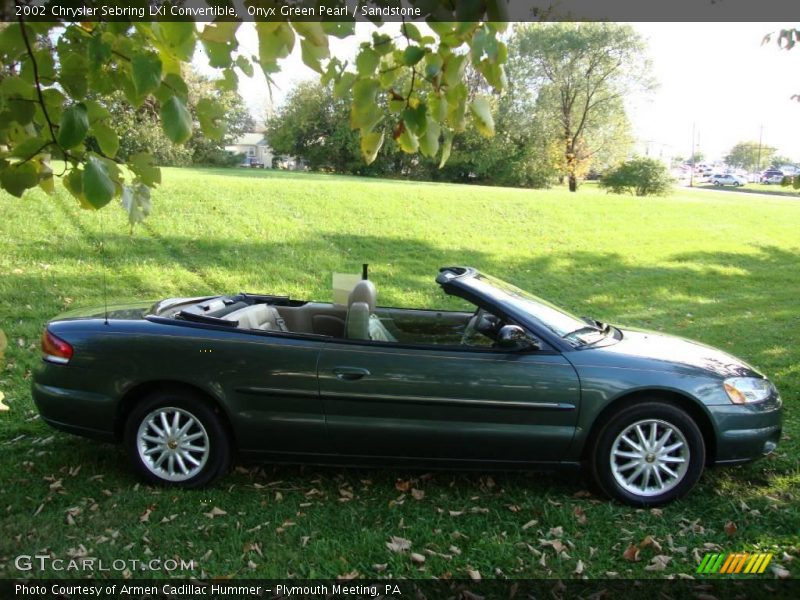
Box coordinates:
[267,23,651,191]
[100,69,254,168]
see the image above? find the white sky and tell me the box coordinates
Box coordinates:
[196,22,800,162]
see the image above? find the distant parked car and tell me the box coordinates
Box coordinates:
[711,174,747,187]
[239,157,264,169]
[761,169,785,184]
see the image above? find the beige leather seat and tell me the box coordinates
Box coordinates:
[226,304,287,331]
[346,280,395,342]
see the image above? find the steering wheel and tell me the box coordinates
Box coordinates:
[461,308,500,346]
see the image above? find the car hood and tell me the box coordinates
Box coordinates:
[581,327,763,379]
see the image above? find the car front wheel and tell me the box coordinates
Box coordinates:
[123,391,231,488]
[589,401,705,506]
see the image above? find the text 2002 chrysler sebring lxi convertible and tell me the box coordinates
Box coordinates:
[33,267,782,505]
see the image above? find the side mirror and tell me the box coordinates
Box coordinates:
[497,325,535,350]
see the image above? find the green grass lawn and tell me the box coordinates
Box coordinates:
[1,168,798,580]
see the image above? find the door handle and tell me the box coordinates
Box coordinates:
[332,366,370,381]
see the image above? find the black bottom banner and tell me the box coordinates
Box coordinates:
[2,578,799,600]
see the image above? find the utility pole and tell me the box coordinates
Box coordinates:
[756,123,764,181]
[689,122,696,187]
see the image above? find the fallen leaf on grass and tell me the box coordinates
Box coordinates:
[574,559,585,575]
[639,535,662,552]
[395,479,411,492]
[466,568,481,581]
[540,539,567,554]
[410,552,426,565]
[573,506,587,525]
[644,555,672,571]
[203,506,226,519]
[622,543,641,562]
[0,391,8,412]
[338,570,360,580]
[373,563,387,572]
[724,521,737,536]
[522,519,538,530]
[548,526,564,538]
[771,565,791,579]
[243,542,262,557]
[411,488,425,500]
[139,506,154,522]
[386,536,412,553]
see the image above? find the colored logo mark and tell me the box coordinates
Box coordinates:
[697,552,773,574]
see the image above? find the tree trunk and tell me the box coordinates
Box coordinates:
[568,174,577,192]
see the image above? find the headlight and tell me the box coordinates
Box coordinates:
[723,377,773,404]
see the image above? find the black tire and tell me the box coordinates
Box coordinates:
[123,390,232,488]
[588,401,705,506]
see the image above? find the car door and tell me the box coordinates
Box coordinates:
[317,340,581,463]
[217,331,328,456]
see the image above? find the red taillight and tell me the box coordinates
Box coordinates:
[41,329,73,364]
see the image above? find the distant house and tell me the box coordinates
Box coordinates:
[224,132,306,170]
[225,133,274,168]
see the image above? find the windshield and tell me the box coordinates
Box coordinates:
[466,273,605,343]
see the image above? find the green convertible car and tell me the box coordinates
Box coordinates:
[33,267,782,505]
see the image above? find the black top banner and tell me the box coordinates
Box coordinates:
[2,0,800,23]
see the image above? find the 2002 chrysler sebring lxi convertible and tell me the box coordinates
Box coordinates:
[33,267,782,505]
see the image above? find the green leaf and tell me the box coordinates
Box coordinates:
[235,55,254,77]
[322,21,355,39]
[445,83,468,131]
[425,53,444,79]
[293,22,327,47]
[0,163,38,198]
[59,52,88,99]
[93,122,119,158]
[121,183,152,227]
[129,153,161,187]
[132,52,163,98]
[469,96,495,136]
[57,103,89,149]
[356,47,379,75]
[82,157,115,209]
[63,167,84,199]
[439,129,454,168]
[256,22,295,74]
[197,98,226,141]
[160,96,192,144]
[9,136,47,159]
[300,37,329,74]
[444,54,468,87]
[402,104,427,136]
[419,119,441,158]
[395,123,419,154]
[153,22,196,61]
[216,68,238,92]
[334,72,356,100]
[360,130,384,165]
[6,96,35,125]
[402,45,426,66]
[402,23,422,42]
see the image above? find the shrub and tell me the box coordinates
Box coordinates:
[599,156,673,196]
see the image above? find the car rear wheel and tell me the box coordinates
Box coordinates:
[123,391,231,488]
[589,401,705,506]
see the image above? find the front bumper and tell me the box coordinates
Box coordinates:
[708,394,783,464]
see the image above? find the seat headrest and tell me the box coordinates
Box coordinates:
[348,280,376,312]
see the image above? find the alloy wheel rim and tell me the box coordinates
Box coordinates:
[136,407,209,482]
[610,418,690,497]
